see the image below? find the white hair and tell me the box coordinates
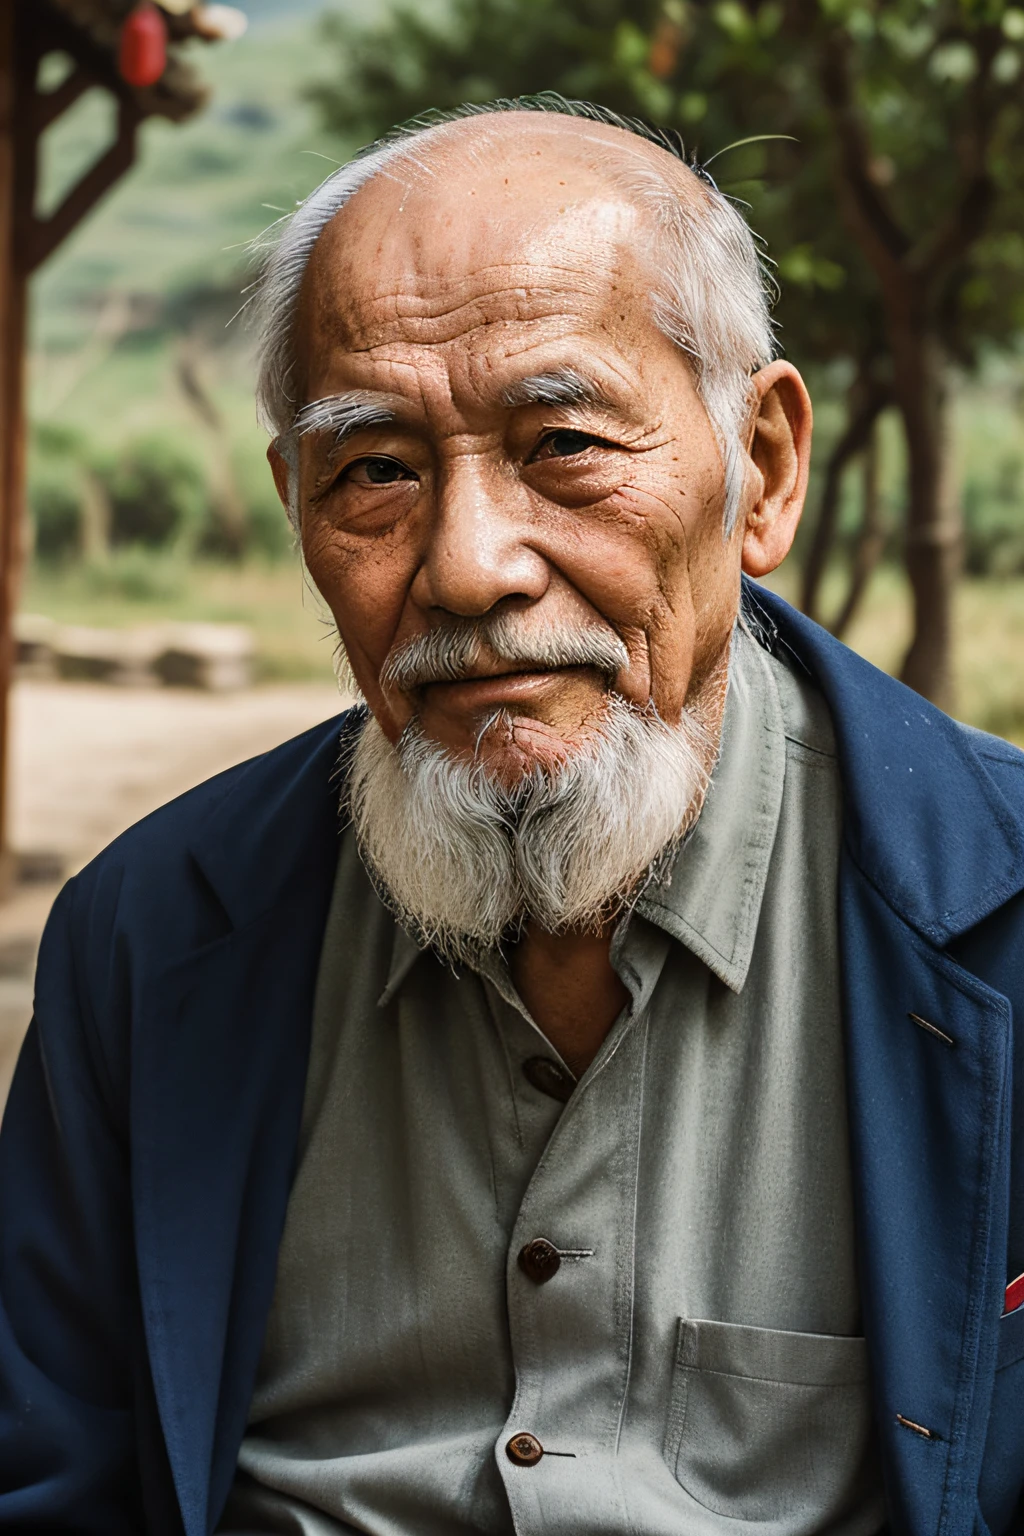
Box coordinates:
[347,697,713,965]
[252,95,776,536]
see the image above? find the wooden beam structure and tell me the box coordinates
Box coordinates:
[0,0,216,892]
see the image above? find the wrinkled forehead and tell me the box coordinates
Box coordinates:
[294,116,693,363]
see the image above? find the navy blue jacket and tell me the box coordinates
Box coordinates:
[0,587,1022,1535]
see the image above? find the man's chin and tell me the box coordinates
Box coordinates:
[434,710,597,791]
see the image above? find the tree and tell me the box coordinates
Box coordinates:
[308,0,1024,708]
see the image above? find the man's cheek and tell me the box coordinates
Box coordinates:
[303,521,398,612]
[300,514,349,592]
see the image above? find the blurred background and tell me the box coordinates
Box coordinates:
[1,0,1023,1093]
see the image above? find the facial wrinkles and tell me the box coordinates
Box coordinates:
[316,270,624,378]
[305,160,643,350]
[298,143,730,744]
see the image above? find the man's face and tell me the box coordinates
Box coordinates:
[284,126,754,787]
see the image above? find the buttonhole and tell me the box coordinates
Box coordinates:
[907,1012,955,1048]
[896,1413,940,1441]
[558,1248,595,1262]
[542,1450,577,1458]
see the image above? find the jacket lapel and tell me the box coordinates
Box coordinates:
[840,863,1012,1536]
[130,710,363,1536]
[750,585,1024,1536]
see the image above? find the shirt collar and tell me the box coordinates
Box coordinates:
[634,624,787,994]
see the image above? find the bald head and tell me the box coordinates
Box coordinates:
[297,115,674,392]
[255,97,774,535]
[322,107,708,256]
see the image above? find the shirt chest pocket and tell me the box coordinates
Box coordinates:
[664,1318,878,1527]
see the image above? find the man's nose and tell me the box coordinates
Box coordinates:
[411,459,550,617]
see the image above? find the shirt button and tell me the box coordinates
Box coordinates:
[518,1236,561,1284]
[506,1432,544,1466]
[522,1055,575,1103]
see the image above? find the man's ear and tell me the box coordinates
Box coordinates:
[740,360,812,579]
[267,439,297,523]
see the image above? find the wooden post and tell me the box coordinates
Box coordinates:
[0,4,140,892]
[0,3,27,895]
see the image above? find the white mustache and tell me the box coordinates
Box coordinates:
[379,612,630,693]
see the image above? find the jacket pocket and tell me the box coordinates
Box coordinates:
[664,1318,876,1526]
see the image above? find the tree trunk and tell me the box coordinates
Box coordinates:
[891,328,960,711]
[801,373,887,624]
[831,423,884,640]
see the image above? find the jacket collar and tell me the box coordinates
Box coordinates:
[744,580,1024,946]
[186,706,365,932]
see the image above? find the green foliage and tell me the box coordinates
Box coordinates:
[98,435,209,551]
[28,424,87,565]
[306,0,1024,377]
[29,466,83,564]
[963,451,1024,573]
[308,0,654,140]
[80,549,188,602]
[30,425,294,570]
[233,448,295,560]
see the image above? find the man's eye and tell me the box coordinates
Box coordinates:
[534,429,601,461]
[343,456,416,487]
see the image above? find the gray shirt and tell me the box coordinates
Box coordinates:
[219,626,886,1536]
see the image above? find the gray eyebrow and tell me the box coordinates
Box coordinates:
[290,391,397,445]
[284,371,610,451]
[500,367,611,410]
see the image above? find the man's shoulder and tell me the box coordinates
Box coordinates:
[746,581,1024,943]
[957,718,1024,772]
[747,579,1024,785]
[61,708,357,962]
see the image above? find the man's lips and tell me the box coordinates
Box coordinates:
[420,665,601,712]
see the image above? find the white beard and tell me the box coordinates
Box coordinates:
[346,696,714,965]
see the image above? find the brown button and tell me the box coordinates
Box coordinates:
[518,1236,561,1284]
[506,1431,544,1466]
[522,1056,575,1103]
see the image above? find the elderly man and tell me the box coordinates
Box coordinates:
[0,97,1021,1536]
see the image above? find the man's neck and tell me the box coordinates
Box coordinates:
[508,641,733,1077]
[509,921,629,1078]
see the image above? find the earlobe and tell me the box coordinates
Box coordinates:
[740,362,812,580]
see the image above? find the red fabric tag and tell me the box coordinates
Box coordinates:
[1005,1272,1024,1315]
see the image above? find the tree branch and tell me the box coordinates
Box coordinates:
[909,30,1003,282]
[831,424,884,639]
[815,28,911,283]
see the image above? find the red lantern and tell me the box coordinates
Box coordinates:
[118,3,168,89]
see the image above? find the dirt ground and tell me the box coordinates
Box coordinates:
[0,678,345,1107]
